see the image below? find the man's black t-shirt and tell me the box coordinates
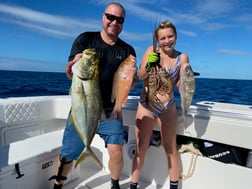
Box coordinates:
[68,31,136,117]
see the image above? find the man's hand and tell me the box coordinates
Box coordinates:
[145,52,160,72]
[65,53,83,79]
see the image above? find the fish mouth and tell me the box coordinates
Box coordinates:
[74,68,95,80]
[76,75,91,81]
[78,77,89,81]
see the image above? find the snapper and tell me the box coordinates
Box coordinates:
[110,55,137,121]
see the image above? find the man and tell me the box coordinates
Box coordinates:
[50,2,137,189]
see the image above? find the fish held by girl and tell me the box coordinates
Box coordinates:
[179,64,195,124]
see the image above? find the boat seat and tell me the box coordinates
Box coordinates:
[0,96,71,145]
[0,129,63,170]
[0,100,43,145]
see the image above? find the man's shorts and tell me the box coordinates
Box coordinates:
[61,113,124,160]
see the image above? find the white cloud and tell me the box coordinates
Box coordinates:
[201,22,232,31]
[193,0,239,19]
[179,29,197,37]
[0,3,100,38]
[217,49,250,56]
[0,56,64,72]
[234,13,252,22]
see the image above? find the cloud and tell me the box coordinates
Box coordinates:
[5,18,74,38]
[0,3,68,26]
[0,56,64,72]
[217,49,250,56]
[201,22,232,31]
[0,3,146,41]
[194,0,237,17]
[94,0,242,35]
[179,29,197,37]
[121,31,151,41]
[234,13,252,22]
[0,1,249,42]
[0,3,100,38]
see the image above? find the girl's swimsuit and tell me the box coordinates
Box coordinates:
[140,53,181,116]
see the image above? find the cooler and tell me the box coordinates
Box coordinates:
[0,130,80,189]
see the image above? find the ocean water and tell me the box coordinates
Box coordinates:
[1,70,252,105]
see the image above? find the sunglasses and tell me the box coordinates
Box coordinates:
[104,13,124,24]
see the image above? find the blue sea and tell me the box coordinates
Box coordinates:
[1,70,252,105]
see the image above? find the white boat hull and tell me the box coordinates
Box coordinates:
[0,95,252,189]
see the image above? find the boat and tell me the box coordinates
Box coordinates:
[0,95,252,189]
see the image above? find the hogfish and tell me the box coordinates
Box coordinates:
[179,64,195,123]
[110,55,137,120]
[69,48,104,168]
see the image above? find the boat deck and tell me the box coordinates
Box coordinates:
[63,159,164,189]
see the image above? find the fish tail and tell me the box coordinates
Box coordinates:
[179,114,187,129]
[183,108,188,121]
[69,112,76,126]
[182,114,187,123]
[74,147,103,169]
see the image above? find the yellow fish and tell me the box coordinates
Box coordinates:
[70,49,104,168]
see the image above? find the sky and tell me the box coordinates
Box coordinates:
[0,0,252,80]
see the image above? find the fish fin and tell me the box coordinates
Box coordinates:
[69,113,74,125]
[74,147,103,169]
[182,114,187,124]
[69,87,72,95]
[101,111,106,120]
[74,151,87,169]
[178,116,187,129]
[178,117,183,125]
[88,147,103,169]
[183,107,188,121]
[111,74,118,103]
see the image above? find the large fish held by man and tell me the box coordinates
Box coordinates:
[110,54,137,121]
[179,64,195,123]
[69,48,104,168]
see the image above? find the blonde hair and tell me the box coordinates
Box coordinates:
[153,20,177,43]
